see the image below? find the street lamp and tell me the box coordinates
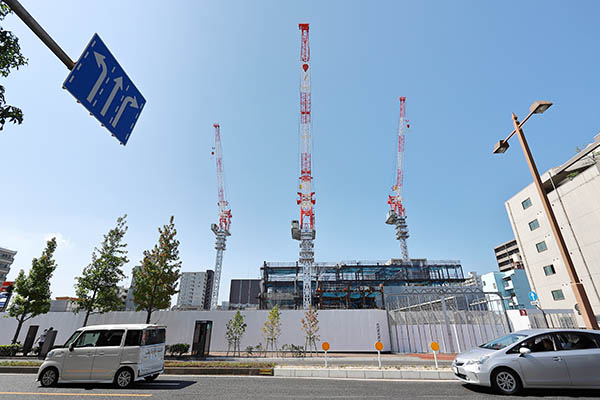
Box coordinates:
[493,101,599,330]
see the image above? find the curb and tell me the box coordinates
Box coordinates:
[274,367,455,380]
[0,366,274,377]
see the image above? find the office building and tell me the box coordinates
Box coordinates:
[229,279,261,309]
[494,239,524,272]
[49,297,78,312]
[176,270,214,310]
[482,269,534,311]
[0,247,17,284]
[505,133,600,325]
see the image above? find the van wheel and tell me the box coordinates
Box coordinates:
[144,374,159,382]
[491,368,522,395]
[114,368,134,388]
[40,367,58,387]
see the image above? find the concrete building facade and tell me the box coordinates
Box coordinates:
[494,239,523,272]
[0,247,17,284]
[176,271,213,310]
[505,133,600,326]
[481,269,534,311]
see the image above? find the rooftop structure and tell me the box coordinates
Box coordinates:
[260,258,465,310]
[0,247,17,284]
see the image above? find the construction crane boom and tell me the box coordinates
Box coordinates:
[291,23,315,310]
[211,123,231,310]
[386,97,410,260]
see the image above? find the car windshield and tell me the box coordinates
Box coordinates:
[480,333,528,350]
[63,330,82,348]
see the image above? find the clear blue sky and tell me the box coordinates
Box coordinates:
[2,1,600,302]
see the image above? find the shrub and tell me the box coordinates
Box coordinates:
[245,346,254,357]
[0,344,21,357]
[167,343,190,357]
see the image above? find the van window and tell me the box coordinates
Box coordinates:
[143,328,166,345]
[96,330,124,347]
[74,331,101,348]
[64,330,82,347]
[125,330,142,346]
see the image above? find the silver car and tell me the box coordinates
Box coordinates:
[453,329,600,395]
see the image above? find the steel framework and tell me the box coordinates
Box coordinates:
[291,23,316,310]
[386,97,410,259]
[210,123,231,310]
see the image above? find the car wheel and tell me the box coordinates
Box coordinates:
[40,367,58,387]
[144,374,159,382]
[114,368,134,388]
[491,368,522,395]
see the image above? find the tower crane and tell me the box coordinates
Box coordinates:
[210,123,231,310]
[386,97,410,260]
[291,23,315,310]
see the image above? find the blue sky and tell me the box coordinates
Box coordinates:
[2,1,600,302]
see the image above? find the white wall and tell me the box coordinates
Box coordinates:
[0,309,390,353]
[505,163,600,327]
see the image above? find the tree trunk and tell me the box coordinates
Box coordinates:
[12,314,25,344]
[145,309,152,324]
[82,290,97,327]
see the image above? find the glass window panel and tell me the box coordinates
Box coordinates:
[536,241,548,253]
[528,219,540,231]
[552,289,565,301]
[521,198,532,209]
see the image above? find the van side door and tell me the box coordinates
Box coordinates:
[62,331,100,381]
[91,330,125,381]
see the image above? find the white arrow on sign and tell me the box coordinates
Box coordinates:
[111,96,138,128]
[86,52,107,103]
[101,76,123,116]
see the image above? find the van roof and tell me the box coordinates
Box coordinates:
[76,324,166,331]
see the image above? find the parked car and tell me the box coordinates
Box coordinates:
[453,328,600,394]
[37,324,166,388]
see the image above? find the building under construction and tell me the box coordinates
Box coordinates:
[259,258,465,310]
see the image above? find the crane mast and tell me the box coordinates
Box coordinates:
[291,23,315,310]
[386,97,410,260]
[211,123,231,310]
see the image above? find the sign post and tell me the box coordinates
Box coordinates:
[430,341,440,369]
[322,341,330,368]
[375,341,383,369]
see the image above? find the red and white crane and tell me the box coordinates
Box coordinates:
[210,123,231,309]
[386,97,410,260]
[291,23,315,310]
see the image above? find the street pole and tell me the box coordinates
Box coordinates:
[3,0,75,70]
[512,113,599,330]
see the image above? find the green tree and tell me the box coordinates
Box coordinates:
[262,305,281,356]
[301,306,320,357]
[8,238,58,344]
[0,4,28,131]
[74,215,129,326]
[133,216,182,323]
[227,311,247,357]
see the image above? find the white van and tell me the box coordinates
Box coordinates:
[37,324,166,388]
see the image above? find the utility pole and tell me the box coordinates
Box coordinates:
[3,0,74,69]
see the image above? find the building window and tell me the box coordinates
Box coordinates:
[536,241,548,253]
[543,264,556,276]
[528,219,540,231]
[522,198,532,209]
[552,289,565,301]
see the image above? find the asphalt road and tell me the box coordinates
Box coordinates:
[0,374,599,400]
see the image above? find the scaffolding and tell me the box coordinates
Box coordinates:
[259,258,465,310]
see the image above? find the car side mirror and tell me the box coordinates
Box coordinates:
[68,343,74,352]
[519,347,531,356]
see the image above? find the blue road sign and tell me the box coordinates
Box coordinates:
[529,291,538,301]
[63,33,146,145]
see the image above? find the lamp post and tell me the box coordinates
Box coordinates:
[493,101,599,330]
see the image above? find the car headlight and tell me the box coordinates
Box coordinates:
[465,356,489,365]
